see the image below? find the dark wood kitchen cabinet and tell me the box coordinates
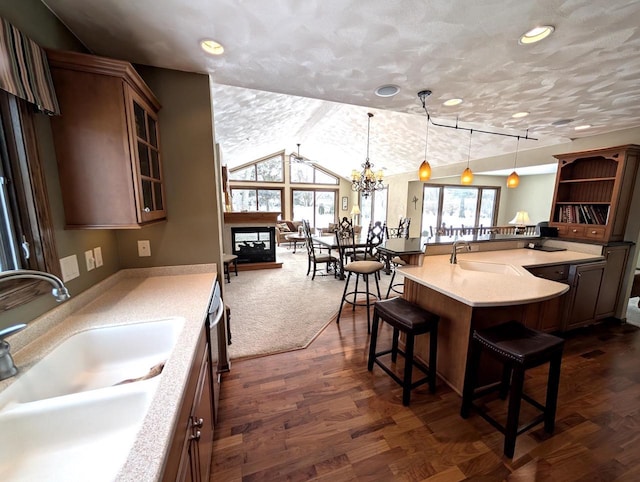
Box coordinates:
[47,49,166,228]
[162,327,214,482]
[595,244,630,319]
[550,145,639,243]
[563,261,606,331]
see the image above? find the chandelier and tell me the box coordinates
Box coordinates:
[351,112,384,198]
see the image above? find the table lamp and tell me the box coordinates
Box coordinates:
[350,205,360,225]
[509,211,531,234]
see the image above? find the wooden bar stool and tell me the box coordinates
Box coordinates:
[368,297,439,406]
[222,253,238,283]
[460,321,564,458]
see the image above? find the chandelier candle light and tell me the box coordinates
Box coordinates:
[351,112,384,198]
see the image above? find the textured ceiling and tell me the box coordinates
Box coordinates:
[42,0,640,178]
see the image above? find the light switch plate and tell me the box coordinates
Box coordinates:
[138,240,151,257]
[85,250,95,271]
[94,247,103,267]
[59,255,80,282]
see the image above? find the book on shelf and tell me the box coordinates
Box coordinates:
[555,204,609,225]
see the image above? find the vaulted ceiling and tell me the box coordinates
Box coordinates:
[42,0,640,178]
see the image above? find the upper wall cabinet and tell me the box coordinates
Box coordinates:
[550,145,639,243]
[47,49,166,229]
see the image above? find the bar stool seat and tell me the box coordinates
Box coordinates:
[368,297,439,406]
[222,253,238,283]
[460,321,564,458]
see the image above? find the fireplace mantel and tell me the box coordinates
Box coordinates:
[223,212,281,224]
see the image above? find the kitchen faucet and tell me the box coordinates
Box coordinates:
[450,240,471,264]
[0,269,71,380]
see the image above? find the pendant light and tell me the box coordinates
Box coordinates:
[418,113,431,181]
[506,137,521,188]
[460,130,473,185]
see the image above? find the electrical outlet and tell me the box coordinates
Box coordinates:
[59,254,80,282]
[94,247,103,267]
[138,240,151,257]
[85,250,95,271]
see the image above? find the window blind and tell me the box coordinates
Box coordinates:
[0,17,59,115]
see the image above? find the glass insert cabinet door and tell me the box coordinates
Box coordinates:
[132,94,165,223]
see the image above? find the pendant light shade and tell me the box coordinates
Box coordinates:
[507,137,521,188]
[461,167,474,185]
[460,130,473,185]
[419,160,432,181]
[418,111,432,181]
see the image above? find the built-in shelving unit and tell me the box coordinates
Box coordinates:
[550,145,639,242]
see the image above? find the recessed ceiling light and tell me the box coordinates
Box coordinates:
[200,39,225,55]
[551,118,574,126]
[512,111,529,118]
[519,25,555,45]
[443,98,463,107]
[574,124,591,131]
[375,84,400,97]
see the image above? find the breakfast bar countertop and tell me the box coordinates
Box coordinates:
[0,264,218,482]
[400,248,604,307]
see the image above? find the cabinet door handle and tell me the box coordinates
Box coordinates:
[189,430,201,441]
[193,417,204,428]
[572,229,578,233]
[144,207,151,212]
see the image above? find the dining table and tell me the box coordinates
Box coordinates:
[311,233,369,279]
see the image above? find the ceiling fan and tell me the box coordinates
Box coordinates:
[289,143,313,165]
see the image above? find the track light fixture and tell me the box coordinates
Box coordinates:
[416,90,536,181]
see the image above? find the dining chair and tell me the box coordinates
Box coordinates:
[354,221,386,262]
[302,219,338,280]
[335,228,384,333]
[386,217,411,239]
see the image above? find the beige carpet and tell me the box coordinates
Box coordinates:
[223,245,399,360]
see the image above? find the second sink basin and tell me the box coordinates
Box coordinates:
[457,259,521,276]
[0,317,185,408]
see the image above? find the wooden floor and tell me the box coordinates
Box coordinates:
[211,307,640,481]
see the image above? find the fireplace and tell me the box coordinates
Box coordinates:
[231,227,276,264]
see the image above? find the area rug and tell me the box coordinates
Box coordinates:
[223,245,398,360]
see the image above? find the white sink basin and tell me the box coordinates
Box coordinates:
[457,259,521,276]
[0,378,157,482]
[0,317,184,408]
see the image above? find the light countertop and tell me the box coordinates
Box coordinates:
[400,248,603,307]
[1,264,218,481]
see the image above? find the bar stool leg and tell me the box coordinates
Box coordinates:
[367,310,381,371]
[428,323,438,394]
[544,351,562,433]
[391,327,399,362]
[336,272,352,324]
[402,333,415,406]
[500,364,512,400]
[353,274,361,312]
[460,340,482,419]
[504,366,525,458]
[364,274,371,334]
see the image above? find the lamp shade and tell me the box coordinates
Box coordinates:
[418,160,431,181]
[506,171,520,188]
[460,167,473,185]
[350,205,361,216]
[509,211,531,225]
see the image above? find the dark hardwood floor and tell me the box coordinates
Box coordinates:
[211,306,640,481]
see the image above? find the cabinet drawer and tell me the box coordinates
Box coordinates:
[528,264,570,281]
[566,225,586,238]
[583,226,606,241]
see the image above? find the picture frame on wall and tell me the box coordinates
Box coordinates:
[342,196,348,211]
